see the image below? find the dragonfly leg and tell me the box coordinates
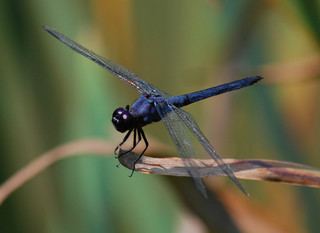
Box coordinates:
[129,128,149,177]
[114,128,133,157]
[116,129,139,167]
[118,128,142,158]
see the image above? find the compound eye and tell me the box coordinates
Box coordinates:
[111,107,133,133]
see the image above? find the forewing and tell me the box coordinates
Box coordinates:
[170,105,248,195]
[154,102,208,197]
[44,26,158,95]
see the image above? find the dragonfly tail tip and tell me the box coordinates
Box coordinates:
[245,75,263,86]
[253,76,264,83]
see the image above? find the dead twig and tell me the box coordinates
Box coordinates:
[0,139,113,205]
[1,139,320,205]
[118,151,320,188]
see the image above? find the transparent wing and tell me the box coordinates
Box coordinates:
[154,101,208,197]
[171,105,248,195]
[44,25,159,95]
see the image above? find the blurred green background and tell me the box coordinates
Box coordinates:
[1,1,319,233]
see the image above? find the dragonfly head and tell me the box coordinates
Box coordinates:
[112,107,134,133]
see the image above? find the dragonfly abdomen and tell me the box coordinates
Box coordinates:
[168,76,262,108]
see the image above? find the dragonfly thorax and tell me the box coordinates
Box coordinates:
[112,107,134,133]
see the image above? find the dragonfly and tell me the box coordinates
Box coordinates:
[44,25,262,197]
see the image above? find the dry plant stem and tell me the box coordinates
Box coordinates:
[119,152,320,188]
[0,139,113,205]
[2,139,320,206]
